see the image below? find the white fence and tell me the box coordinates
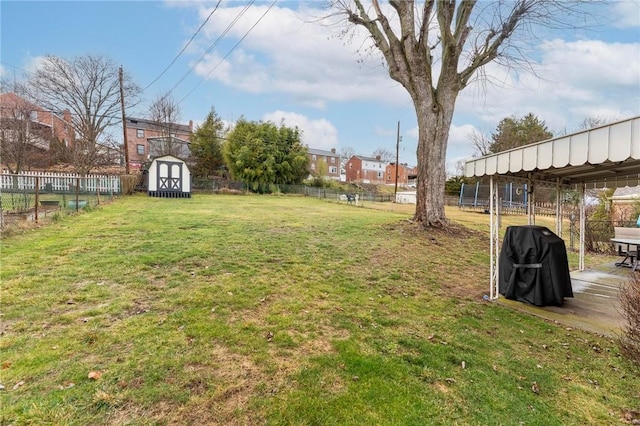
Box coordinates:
[1,171,121,194]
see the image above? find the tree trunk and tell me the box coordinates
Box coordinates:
[413,90,457,227]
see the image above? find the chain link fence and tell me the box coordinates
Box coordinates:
[1,173,119,231]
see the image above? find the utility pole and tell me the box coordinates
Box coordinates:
[393,121,400,202]
[119,66,130,174]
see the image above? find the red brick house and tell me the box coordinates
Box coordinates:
[307,147,340,179]
[0,92,74,148]
[125,117,193,169]
[345,155,386,184]
[385,163,417,186]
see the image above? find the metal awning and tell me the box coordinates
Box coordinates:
[465,116,640,188]
[463,115,640,301]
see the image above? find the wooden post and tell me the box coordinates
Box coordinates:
[120,66,130,175]
[393,121,400,202]
[35,176,39,223]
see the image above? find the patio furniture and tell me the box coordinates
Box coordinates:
[499,225,573,306]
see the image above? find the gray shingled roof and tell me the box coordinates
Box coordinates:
[613,185,640,197]
[127,117,191,133]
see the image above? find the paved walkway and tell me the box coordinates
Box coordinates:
[498,262,628,337]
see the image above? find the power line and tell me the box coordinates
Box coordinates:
[178,0,278,105]
[141,0,223,93]
[167,0,256,96]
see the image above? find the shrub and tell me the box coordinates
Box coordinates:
[619,273,640,365]
[120,174,140,195]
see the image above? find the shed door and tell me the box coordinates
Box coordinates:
[157,161,182,192]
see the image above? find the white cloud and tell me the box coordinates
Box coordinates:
[457,38,640,134]
[23,56,48,74]
[189,3,407,108]
[262,110,338,150]
[610,1,640,28]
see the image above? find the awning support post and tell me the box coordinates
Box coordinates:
[489,176,500,300]
[579,183,586,271]
[556,178,563,237]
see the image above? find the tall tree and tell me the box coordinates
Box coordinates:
[331,0,593,227]
[0,86,52,173]
[489,113,553,153]
[190,108,226,178]
[148,93,185,158]
[29,55,139,174]
[223,119,309,188]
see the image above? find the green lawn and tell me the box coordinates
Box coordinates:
[1,194,638,425]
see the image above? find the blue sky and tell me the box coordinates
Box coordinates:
[1,1,639,174]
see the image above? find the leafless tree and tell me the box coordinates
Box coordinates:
[372,147,394,163]
[339,146,356,173]
[340,146,356,162]
[29,55,139,175]
[577,115,617,131]
[0,82,53,173]
[148,93,186,158]
[329,0,596,227]
[469,128,492,158]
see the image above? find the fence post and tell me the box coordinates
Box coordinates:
[75,177,80,211]
[35,176,39,223]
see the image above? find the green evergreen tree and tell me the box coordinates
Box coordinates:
[489,113,553,154]
[223,119,309,189]
[190,108,226,178]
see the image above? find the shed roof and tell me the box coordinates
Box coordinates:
[465,116,640,188]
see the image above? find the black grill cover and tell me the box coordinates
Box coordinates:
[499,225,573,306]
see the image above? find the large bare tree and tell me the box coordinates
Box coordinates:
[147,93,185,158]
[30,55,139,174]
[0,84,52,173]
[332,0,593,227]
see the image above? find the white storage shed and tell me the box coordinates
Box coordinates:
[147,155,191,198]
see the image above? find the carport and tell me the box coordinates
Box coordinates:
[464,116,640,304]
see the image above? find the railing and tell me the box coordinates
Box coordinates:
[1,171,120,193]
[0,173,120,231]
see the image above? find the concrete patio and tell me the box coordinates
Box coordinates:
[498,262,629,337]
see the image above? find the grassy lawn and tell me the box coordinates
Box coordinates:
[1,194,638,425]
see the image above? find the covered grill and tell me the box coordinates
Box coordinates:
[499,225,573,306]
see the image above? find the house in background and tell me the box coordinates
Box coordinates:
[611,186,640,222]
[385,162,417,187]
[125,117,193,170]
[345,155,386,184]
[0,92,74,148]
[307,147,341,180]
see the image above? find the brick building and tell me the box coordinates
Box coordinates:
[345,155,386,184]
[125,117,193,169]
[385,162,417,186]
[0,92,74,148]
[307,147,341,180]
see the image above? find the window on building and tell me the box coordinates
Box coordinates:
[312,154,317,161]
[331,157,336,163]
[349,163,353,169]
[137,129,144,138]
[137,144,145,155]
[378,171,384,178]
[330,166,338,174]
[311,163,316,170]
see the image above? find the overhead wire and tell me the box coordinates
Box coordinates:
[167,0,256,97]
[141,0,223,93]
[178,0,278,105]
